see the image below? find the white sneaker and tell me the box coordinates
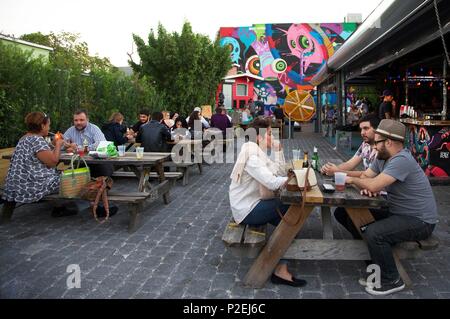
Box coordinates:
[358,277,377,288]
[358,277,368,287]
[365,278,405,296]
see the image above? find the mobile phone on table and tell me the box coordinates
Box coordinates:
[322,183,335,193]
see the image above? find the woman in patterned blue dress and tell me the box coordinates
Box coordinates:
[1,112,64,223]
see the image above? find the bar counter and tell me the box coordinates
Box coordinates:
[400,118,450,126]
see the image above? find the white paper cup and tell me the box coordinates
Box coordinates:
[136,147,144,159]
[334,172,347,191]
[117,145,126,156]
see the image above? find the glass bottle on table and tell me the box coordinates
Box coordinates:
[82,137,89,155]
[311,146,319,171]
[302,151,309,168]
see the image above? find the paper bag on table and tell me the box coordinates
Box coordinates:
[286,168,318,192]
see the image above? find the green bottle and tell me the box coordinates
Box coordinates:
[311,146,319,171]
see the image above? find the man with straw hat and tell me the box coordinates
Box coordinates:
[342,119,438,296]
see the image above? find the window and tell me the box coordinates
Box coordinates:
[236,84,247,96]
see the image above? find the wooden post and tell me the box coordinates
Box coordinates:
[154,162,169,204]
[128,203,143,233]
[243,206,314,288]
[321,207,334,240]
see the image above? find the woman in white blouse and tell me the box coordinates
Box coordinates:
[229,116,307,287]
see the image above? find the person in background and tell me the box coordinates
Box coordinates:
[210,106,232,137]
[323,105,337,137]
[140,111,172,152]
[272,104,285,139]
[188,110,207,140]
[229,116,307,287]
[378,90,395,120]
[248,99,256,117]
[1,112,64,223]
[255,96,265,116]
[101,112,132,146]
[170,117,190,141]
[240,106,253,130]
[131,109,150,143]
[172,116,188,131]
[186,107,210,129]
[347,104,362,130]
[322,113,380,177]
[170,111,180,123]
[162,111,175,130]
[64,109,105,153]
[64,109,113,178]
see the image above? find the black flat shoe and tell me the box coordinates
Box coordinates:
[270,273,307,287]
[95,204,118,218]
[51,207,77,217]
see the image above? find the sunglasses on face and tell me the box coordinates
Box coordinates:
[374,139,386,145]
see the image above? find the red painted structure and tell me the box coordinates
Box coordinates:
[216,69,263,109]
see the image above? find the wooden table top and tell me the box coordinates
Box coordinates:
[281,170,388,209]
[59,152,171,165]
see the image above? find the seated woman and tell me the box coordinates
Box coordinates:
[162,111,175,130]
[229,116,307,287]
[170,118,190,141]
[1,112,64,223]
[241,106,253,126]
[101,112,132,146]
[188,110,207,140]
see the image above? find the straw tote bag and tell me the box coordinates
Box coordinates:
[59,155,91,198]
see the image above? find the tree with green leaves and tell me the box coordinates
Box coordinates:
[0,36,160,147]
[129,21,231,116]
[20,31,113,72]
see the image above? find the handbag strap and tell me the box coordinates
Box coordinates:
[91,177,110,224]
[277,164,311,227]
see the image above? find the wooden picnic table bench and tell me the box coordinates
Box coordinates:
[0,183,170,233]
[1,151,172,233]
[112,170,183,186]
[235,158,440,288]
[222,218,267,258]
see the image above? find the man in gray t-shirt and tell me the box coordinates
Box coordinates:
[370,149,438,224]
[341,119,438,296]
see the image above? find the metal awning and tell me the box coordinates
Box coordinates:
[311,0,449,85]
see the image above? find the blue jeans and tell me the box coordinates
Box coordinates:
[242,198,290,227]
[242,198,290,265]
[334,207,436,282]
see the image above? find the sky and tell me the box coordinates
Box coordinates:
[0,0,383,66]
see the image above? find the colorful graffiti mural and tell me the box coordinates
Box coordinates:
[219,23,357,110]
[407,125,450,177]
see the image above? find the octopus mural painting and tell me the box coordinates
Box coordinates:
[219,23,357,112]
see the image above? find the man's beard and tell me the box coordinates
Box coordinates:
[377,149,389,160]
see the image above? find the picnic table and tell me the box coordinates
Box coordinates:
[2,151,173,232]
[59,152,171,201]
[242,159,416,288]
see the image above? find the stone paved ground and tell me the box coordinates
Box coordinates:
[1,132,449,299]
